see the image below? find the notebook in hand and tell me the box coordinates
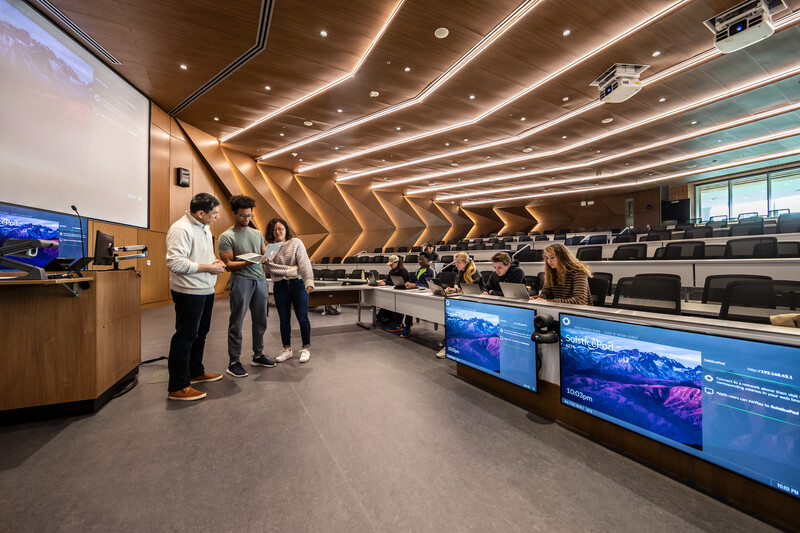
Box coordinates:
[499,282,531,301]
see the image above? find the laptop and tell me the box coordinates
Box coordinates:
[499,282,531,301]
[460,283,482,295]
[426,278,446,296]
[366,272,378,286]
[390,275,408,289]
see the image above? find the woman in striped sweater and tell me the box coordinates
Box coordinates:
[264,218,315,363]
[532,243,592,305]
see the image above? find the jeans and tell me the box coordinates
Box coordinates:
[272,278,311,348]
[227,278,268,363]
[168,290,215,392]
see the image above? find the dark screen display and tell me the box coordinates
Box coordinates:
[560,312,800,498]
[0,202,88,269]
[445,298,537,392]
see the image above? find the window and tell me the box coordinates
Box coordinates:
[697,181,729,221]
[730,175,767,219]
[769,169,800,214]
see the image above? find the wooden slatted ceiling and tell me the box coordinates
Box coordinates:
[34,0,800,210]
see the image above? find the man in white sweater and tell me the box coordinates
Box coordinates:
[165,193,227,401]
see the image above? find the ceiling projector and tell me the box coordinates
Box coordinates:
[590,64,650,104]
[703,0,788,54]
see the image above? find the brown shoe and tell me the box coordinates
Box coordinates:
[168,387,206,401]
[190,372,223,384]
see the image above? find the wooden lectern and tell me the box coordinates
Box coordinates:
[0,269,140,421]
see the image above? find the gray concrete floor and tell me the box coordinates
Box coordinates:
[0,301,781,532]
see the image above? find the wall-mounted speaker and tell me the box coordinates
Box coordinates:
[176,167,190,187]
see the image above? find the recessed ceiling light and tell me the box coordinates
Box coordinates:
[343,168,347,171]
[334,172,338,174]
[369,91,379,97]
[561,135,567,139]
[717,139,722,143]
[404,67,411,72]
[520,117,526,121]
[451,162,458,166]
[213,117,219,121]
[279,133,284,136]
[180,64,187,70]
[597,150,602,153]
[652,50,661,57]
[381,159,385,162]
[264,85,271,91]
[291,153,298,157]
[562,96,569,102]
[601,117,613,124]
[445,143,450,146]
[303,120,313,126]
[435,27,449,39]
[334,147,339,150]
[522,147,533,153]
[298,158,303,162]
[337,109,342,113]
[562,29,571,37]
[521,166,526,170]
[320,30,328,37]
[658,97,667,103]
[457,178,461,181]
[486,156,491,159]
[690,120,698,125]
[396,126,401,130]
[469,95,475,100]
[463,138,468,142]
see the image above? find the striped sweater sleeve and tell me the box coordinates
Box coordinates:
[542,271,591,305]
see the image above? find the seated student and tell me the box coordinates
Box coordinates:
[378,255,410,331]
[445,251,485,294]
[394,251,436,338]
[424,243,439,262]
[531,242,592,305]
[483,252,526,296]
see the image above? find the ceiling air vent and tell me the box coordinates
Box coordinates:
[37,0,121,65]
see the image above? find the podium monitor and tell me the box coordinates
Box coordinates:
[93,230,115,266]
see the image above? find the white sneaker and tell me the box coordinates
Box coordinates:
[299,348,310,363]
[436,347,447,359]
[275,349,293,362]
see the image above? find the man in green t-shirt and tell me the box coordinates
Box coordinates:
[218,195,275,377]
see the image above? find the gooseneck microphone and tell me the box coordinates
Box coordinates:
[71,204,88,263]
[512,242,532,261]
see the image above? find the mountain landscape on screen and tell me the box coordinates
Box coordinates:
[561,337,703,447]
[446,311,500,372]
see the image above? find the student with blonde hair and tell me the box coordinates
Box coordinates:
[444,251,485,293]
[531,242,592,305]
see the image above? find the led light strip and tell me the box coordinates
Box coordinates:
[437,127,800,200]
[304,0,691,174]
[331,10,800,183]
[412,99,800,196]
[220,0,406,143]
[257,0,546,159]
[461,146,800,206]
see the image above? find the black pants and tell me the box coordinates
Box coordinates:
[168,290,215,392]
[390,311,413,327]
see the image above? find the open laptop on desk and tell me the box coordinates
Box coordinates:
[426,278,446,296]
[366,272,379,286]
[460,283,482,295]
[499,282,532,301]
[390,275,409,289]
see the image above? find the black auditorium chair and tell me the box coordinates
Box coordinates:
[319,268,332,280]
[684,226,713,239]
[645,230,672,241]
[405,254,418,264]
[592,271,614,296]
[778,241,800,258]
[524,275,540,295]
[588,276,610,307]
[612,234,636,244]
[701,274,772,304]
[474,242,486,250]
[704,244,725,258]
[724,236,778,258]
[652,247,666,259]
[612,274,682,314]
[321,269,337,281]
[729,221,764,236]
[568,236,585,246]
[535,235,550,241]
[663,240,705,260]
[358,256,370,263]
[675,223,694,232]
[612,243,647,260]
[706,217,728,229]
[537,271,545,292]
[371,255,383,263]
[719,279,776,324]
[332,256,343,264]
[518,235,532,242]
[320,257,330,264]
[440,255,454,264]
[491,242,505,249]
[554,233,567,241]
[481,271,493,285]
[313,269,322,281]
[384,247,394,253]
[348,269,363,279]
[587,234,608,245]
[373,248,382,253]
[777,213,800,234]
[332,269,346,279]
[397,246,408,253]
[651,225,667,231]
[544,230,555,235]
[342,256,355,264]
[439,271,457,288]
[516,249,542,263]
[576,246,603,261]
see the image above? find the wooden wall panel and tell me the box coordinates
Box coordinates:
[461,207,502,238]
[435,202,472,243]
[407,198,450,246]
[137,229,169,304]
[149,120,171,233]
[168,133,195,223]
[495,206,536,235]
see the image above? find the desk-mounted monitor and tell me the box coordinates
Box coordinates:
[93,230,114,266]
[559,312,800,498]
[445,298,537,392]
